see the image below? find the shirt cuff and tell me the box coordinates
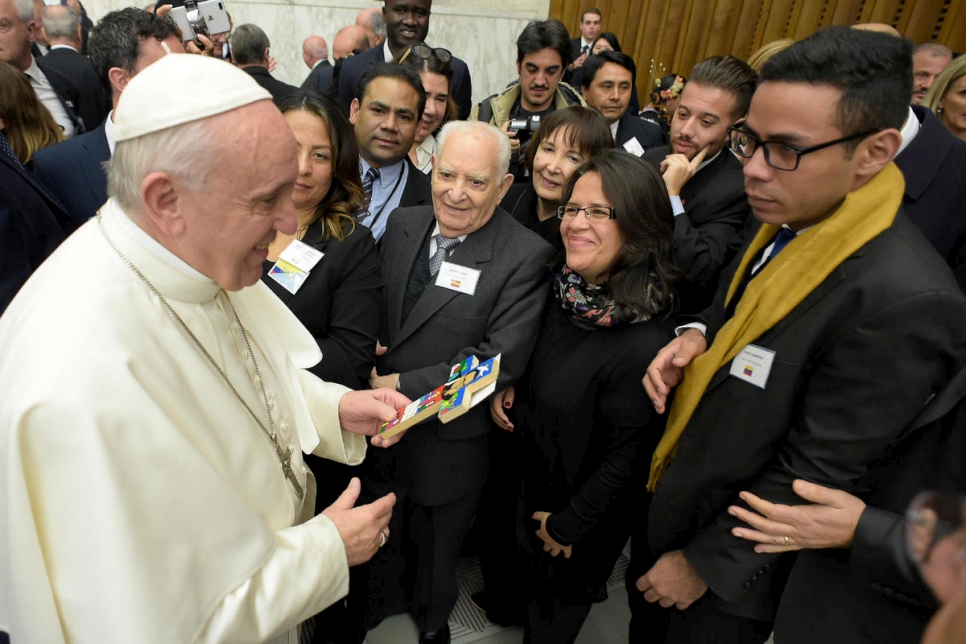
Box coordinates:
[670,195,685,217]
[676,322,707,337]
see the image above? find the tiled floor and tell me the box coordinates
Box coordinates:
[366,553,631,644]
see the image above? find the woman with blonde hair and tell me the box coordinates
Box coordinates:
[0,61,64,167]
[924,54,966,142]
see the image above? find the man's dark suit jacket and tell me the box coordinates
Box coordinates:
[616,113,663,155]
[370,205,554,506]
[647,211,966,622]
[241,66,298,103]
[301,60,334,95]
[771,364,966,643]
[368,158,432,241]
[641,145,751,314]
[35,57,86,137]
[895,104,966,291]
[32,122,109,225]
[336,46,473,120]
[40,47,109,130]
[0,142,69,314]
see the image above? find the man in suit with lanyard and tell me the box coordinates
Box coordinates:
[636,27,966,643]
[349,63,432,243]
[357,120,553,644]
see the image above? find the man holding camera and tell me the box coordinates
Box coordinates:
[471,19,584,182]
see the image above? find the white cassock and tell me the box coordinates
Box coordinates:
[0,200,368,643]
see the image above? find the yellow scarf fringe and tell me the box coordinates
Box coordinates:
[647,163,905,491]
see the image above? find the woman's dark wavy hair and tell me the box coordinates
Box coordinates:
[561,149,678,318]
[402,44,458,126]
[590,31,621,54]
[523,105,615,176]
[276,90,367,242]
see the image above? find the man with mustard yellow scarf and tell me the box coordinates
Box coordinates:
[631,26,966,643]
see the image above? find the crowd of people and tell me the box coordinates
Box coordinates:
[1,1,966,644]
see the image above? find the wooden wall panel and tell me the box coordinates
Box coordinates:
[549,0,964,105]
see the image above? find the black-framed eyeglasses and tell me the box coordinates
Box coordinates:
[557,205,617,221]
[410,43,452,63]
[727,125,880,171]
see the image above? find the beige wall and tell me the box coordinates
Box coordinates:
[81,0,552,106]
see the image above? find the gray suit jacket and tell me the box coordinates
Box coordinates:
[372,205,554,505]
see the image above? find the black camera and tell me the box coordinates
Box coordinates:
[507,115,541,136]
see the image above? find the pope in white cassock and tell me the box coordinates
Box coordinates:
[0,53,408,643]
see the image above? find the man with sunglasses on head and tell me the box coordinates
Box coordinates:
[337,0,472,120]
[633,26,966,643]
[640,55,756,315]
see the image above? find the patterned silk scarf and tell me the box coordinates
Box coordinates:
[554,265,650,330]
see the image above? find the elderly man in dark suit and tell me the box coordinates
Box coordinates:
[641,55,756,315]
[337,0,472,121]
[360,120,554,644]
[581,50,663,155]
[40,4,108,130]
[636,27,966,644]
[32,8,181,225]
[233,24,297,103]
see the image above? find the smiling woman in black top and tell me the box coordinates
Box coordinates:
[491,149,678,643]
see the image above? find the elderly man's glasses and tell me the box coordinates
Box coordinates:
[557,205,616,221]
[410,43,452,63]
[727,125,879,171]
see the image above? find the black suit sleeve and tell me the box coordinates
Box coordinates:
[306,227,383,389]
[672,187,751,290]
[682,289,966,604]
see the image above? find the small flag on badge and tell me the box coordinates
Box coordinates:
[743,366,753,376]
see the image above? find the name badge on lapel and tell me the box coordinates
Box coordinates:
[729,343,775,389]
[435,261,480,295]
[267,240,324,295]
[623,136,646,157]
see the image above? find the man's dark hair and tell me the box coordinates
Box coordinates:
[88,8,179,90]
[760,26,912,138]
[515,19,571,67]
[581,7,602,21]
[688,55,757,120]
[581,50,636,89]
[231,24,270,66]
[355,61,426,120]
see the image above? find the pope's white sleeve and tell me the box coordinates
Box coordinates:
[296,371,366,465]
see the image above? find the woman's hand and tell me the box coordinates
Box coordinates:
[489,386,515,431]
[532,511,572,559]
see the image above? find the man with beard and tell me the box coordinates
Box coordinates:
[641,55,756,314]
[471,19,584,183]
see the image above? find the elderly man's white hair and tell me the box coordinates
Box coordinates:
[13,0,33,23]
[435,121,511,177]
[107,122,218,214]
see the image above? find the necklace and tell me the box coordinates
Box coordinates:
[98,215,304,501]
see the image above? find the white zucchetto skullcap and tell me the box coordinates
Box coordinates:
[114,53,272,142]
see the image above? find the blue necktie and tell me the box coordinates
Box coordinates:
[362,166,379,197]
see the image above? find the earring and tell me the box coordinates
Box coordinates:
[937,106,944,115]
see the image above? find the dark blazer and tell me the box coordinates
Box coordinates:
[397,158,432,209]
[0,141,69,314]
[261,220,382,391]
[641,145,751,314]
[616,112,664,155]
[40,47,109,130]
[336,46,474,120]
[302,60,335,94]
[241,66,299,103]
[301,60,334,95]
[647,212,966,622]
[894,104,966,291]
[772,364,966,643]
[35,57,86,137]
[370,205,554,506]
[32,122,110,225]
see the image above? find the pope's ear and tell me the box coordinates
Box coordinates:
[139,172,187,237]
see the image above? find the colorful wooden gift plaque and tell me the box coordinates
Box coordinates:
[379,354,502,438]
